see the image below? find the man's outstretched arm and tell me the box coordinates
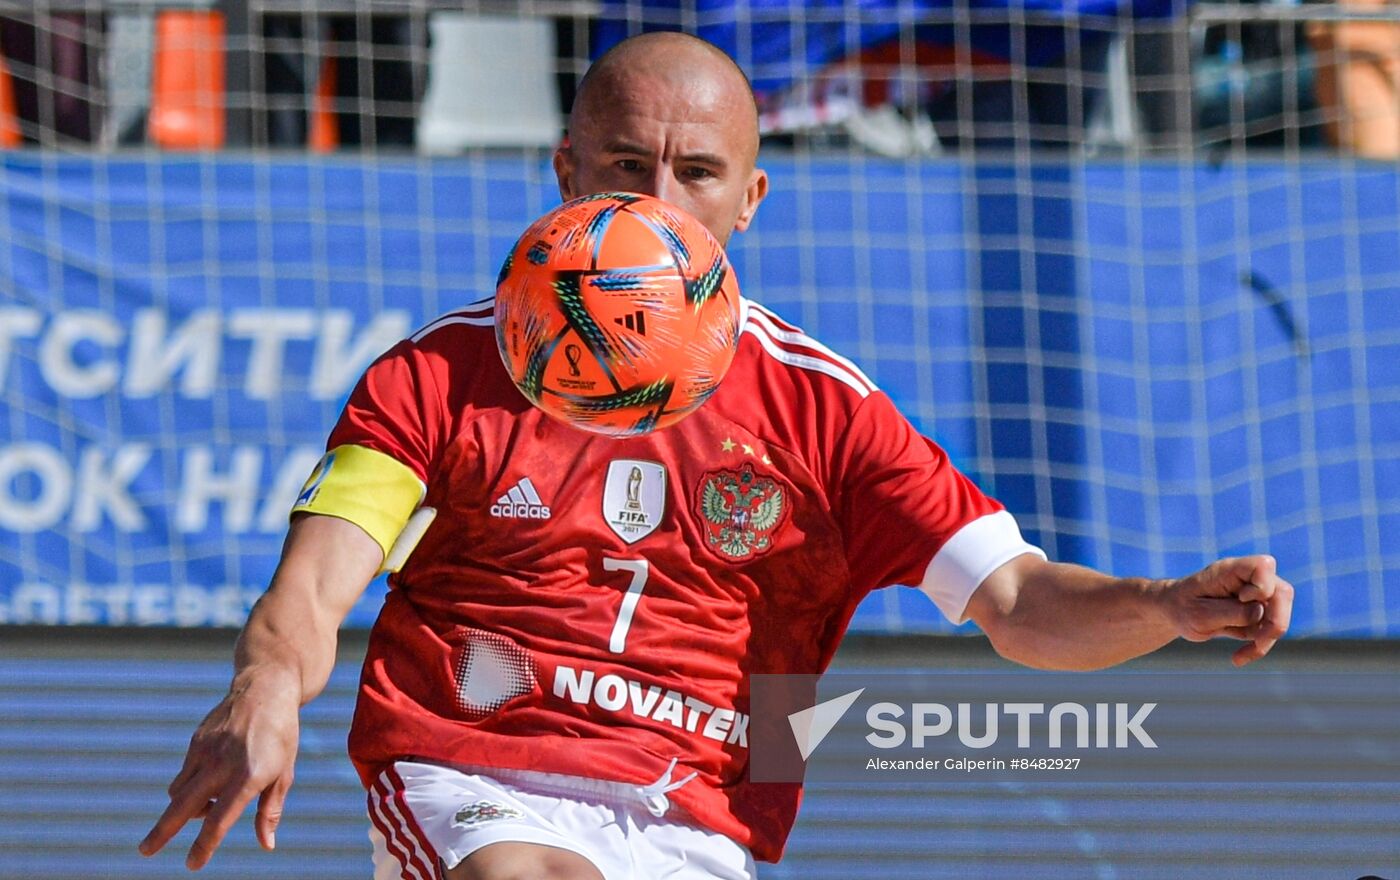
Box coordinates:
[139,513,382,870]
[965,553,1294,671]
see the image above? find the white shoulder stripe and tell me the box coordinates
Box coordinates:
[410,307,495,342]
[743,322,872,398]
[744,303,877,394]
[742,304,877,396]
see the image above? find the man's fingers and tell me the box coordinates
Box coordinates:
[1177,555,1294,663]
[1231,642,1260,666]
[166,758,201,799]
[255,770,294,852]
[1231,630,1278,665]
[1230,578,1294,666]
[142,685,301,869]
[1268,578,1294,630]
[1205,555,1276,601]
[1232,637,1282,666]
[139,772,220,857]
[1245,554,1277,588]
[1185,597,1264,639]
[186,783,259,871]
[1236,578,1295,666]
[138,804,188,858]
[1234,582,1269,605]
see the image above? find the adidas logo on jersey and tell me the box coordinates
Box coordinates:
[490,477,551,520]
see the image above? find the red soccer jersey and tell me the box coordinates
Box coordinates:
[294,297,1040,862]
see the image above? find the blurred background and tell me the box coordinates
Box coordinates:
[0,0,1397,877]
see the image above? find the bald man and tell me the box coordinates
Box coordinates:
[141,32,1292,880]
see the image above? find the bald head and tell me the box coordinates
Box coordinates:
[570,32,761,165]
[553,32,769,244]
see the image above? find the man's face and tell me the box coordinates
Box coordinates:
[554,70,767,246]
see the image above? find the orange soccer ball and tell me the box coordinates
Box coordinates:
[494,192,743,437]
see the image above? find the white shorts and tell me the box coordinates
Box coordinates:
[366,761,757,880]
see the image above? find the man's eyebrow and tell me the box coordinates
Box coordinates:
[602,140,728,167]
[680,151,728,167]
[603,139,649,155]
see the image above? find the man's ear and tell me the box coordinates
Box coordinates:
[553,138,577,202]
[733,167,769,233]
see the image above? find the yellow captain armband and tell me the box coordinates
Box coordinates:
[291,445,429,569]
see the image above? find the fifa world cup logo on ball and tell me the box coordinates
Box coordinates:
[625,466,643,511]
[564,344,583,378]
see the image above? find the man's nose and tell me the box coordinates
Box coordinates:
[639,166,680,205]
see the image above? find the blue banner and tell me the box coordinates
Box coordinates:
[0,155,1396,635]
[593,0,1189,96]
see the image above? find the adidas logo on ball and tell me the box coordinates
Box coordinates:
[490,477,552,520]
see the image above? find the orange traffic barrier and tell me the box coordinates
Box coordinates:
[0,52,22,148]
[308,53,338,152]
[148,11,225,149]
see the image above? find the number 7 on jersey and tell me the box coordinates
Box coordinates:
[602,557,648,653]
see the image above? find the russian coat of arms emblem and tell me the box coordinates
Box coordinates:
[452,800,525,828]
[693,463,789,560]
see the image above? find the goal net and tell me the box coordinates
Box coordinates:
[0,2,1395,635]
